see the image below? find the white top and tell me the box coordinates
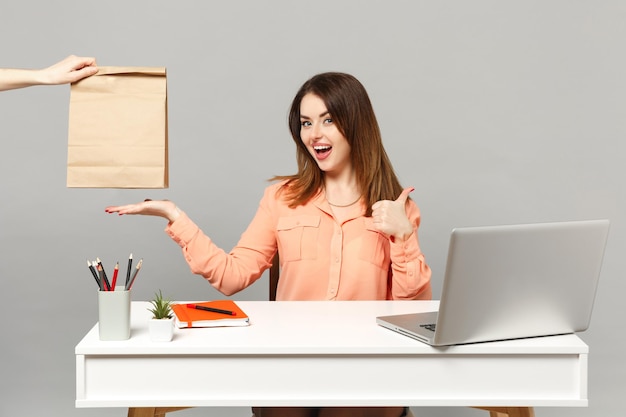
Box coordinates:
[76,300,588,355]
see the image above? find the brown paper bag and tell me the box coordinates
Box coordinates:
[67,66,168,188]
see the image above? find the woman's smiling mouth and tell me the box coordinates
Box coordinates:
[314,145,332,153]
[314,145,332,160]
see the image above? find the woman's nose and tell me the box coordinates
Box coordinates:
[310,122,322,139]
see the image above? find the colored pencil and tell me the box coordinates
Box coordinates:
[126,258,143,290]
[111,262,119,290]
[96,263,108,291]
[87,260,102,290]
[125,253,133,288]
[96,258,111,291]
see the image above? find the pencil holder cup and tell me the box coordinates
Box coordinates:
[98,289,131,341]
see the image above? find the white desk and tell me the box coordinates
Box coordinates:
[75,301,588,416]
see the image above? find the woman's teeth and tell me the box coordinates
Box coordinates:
[314,145,331,154]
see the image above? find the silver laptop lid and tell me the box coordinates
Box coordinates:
[432,219,610,345]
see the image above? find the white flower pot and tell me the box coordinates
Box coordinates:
[149,317,175,342]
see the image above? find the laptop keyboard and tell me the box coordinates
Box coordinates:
[420,323,436,332]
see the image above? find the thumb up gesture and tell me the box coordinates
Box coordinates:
[371,187,415,241]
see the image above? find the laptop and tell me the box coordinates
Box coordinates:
[376,219,610,346]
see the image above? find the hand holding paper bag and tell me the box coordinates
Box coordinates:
[67,66,168,188]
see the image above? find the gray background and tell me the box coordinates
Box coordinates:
[1,1,624,416]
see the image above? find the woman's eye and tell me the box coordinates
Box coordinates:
[301,120,311,127]
[324,118,333,124]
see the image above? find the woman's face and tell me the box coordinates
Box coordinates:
[299,93,351,178]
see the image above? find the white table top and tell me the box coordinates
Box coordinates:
[76,300,588,355]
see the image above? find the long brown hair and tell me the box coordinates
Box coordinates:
[273,72,404,216]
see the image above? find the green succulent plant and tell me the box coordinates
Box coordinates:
[148,290,172,319]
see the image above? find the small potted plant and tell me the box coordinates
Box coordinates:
[148,290,174,342]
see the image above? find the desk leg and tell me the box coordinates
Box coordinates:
[128,407,190,417]
[473,407,535,417]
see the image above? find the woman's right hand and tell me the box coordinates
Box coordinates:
[105,199,181,223]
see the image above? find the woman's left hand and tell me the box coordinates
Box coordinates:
[371,187,415,241]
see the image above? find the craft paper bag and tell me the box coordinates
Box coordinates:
[67,66,168,188]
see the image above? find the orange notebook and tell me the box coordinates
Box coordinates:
[171,300,250,328]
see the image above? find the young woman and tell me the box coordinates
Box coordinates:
[105,72,431,417]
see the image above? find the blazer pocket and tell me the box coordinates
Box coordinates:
[359,218,389,268]
[276,215,321,262]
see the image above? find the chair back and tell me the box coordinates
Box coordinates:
[269,252,279,301]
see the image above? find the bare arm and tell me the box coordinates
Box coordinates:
[0,55,98,92]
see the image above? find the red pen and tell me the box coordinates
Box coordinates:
[111,262,119,290]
